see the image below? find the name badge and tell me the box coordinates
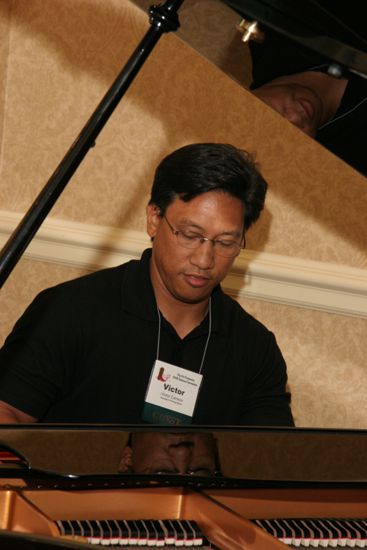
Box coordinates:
[142,360,203,425]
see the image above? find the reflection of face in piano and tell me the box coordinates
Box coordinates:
[252,77,324,137]
[251,69,349,139]
[118,432,220,476]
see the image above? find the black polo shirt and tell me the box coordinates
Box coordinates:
[0,249,293,425]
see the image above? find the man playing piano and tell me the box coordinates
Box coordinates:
[0,143,293,426]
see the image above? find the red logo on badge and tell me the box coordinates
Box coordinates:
[157,367,170,382]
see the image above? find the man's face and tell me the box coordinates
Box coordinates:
[252,79,324,137]
[118,432,218,475]
[147,191,245,305]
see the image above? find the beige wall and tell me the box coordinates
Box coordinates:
[0,0,366,429]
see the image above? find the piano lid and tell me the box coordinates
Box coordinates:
[222,0,367,76]
[0,425,367,488]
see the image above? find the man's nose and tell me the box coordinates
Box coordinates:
[189,240,215,269]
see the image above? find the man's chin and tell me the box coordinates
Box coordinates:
[173,288,212,305]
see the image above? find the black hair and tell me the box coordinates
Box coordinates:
[149,143,267,230]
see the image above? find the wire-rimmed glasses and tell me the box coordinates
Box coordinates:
[163,216,244,258]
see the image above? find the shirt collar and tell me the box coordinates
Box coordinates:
[121,248,226,333]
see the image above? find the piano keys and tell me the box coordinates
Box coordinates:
[0,485,285,549]
[253,517,367,547]
[205,485,367,548]
[55,518,205,546]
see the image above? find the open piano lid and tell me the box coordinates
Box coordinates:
[222,0,367,76]
[0,425,367,489]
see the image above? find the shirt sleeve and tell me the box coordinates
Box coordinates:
[0,286,81,419]
[240,329,295,427]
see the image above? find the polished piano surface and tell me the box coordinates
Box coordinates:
[0,426,367,549]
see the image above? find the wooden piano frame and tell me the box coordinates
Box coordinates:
[1,481,367,548]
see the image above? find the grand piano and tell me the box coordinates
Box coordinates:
[0,425,367,548]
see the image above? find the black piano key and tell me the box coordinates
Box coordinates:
[98,519,112,545]
[67,520,78,537]
[254,519,278,538]
[298,519,314,546]
[181,519,196,547]
[331,518,349,545]
[360,519,367,532]
[144,519,162,546]
[351,519,367,543]
[98,519,110,545]
[116,519,129,545]
[180,518,193,544]
[62,520,74,537]
[150,520,166,546]
[317,519,338,547]
[56,520,67,536]
[188,521,204,547]
[253,518,309,546]
[135,519,149,545]
[177,519,193,547]
[182,519,204,547]
[107,520,121,545]
[273,518,293,545]
[126,519,139,545]
[343,518,363,546]
[307,518,325,546]
[330,518,352,546]
[166,519,179,546]
[79,519,93,538]
[167,519,185,546]
[160,519,175,545]
[87,519,103,544]
[283,519,304,547]
[321,519,343,547]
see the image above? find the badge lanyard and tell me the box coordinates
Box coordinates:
[142,298,212,425]
[155,296,212,374]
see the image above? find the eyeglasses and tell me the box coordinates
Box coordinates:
[163,216,244,258]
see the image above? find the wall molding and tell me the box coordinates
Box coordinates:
[1,210,367,319]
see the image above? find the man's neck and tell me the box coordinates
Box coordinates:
[149,265,210,339]
[158,296,209,339]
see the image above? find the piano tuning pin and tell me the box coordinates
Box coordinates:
[237,19,265,43]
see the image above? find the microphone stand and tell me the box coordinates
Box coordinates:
[0,0,184,288]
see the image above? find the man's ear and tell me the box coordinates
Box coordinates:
[146,204,162,239]
[118,446,133,473]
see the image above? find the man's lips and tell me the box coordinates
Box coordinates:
[298,98,315,121]
[183,273,210,288]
